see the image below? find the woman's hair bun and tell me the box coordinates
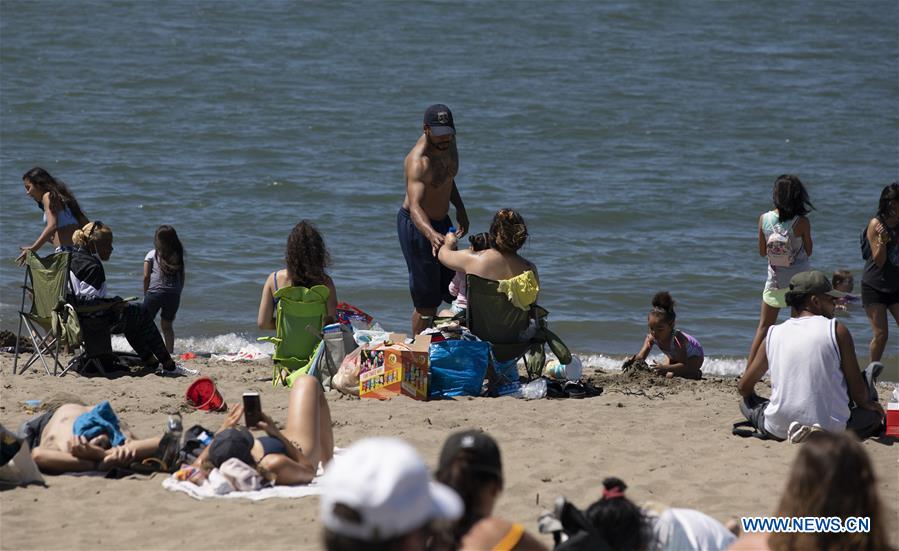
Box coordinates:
[489,208,528,253]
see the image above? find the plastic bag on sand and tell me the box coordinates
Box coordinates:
[333,347,362,396]
[429,340,490,398]
[352,324,389,347]
[492,357,520,386]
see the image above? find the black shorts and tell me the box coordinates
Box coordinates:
[18,408,57,449]
[143,292,181,322]
[397,207,455,309]
[860,283,899,308]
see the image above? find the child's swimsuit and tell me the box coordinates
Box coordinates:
[652,330,704,362]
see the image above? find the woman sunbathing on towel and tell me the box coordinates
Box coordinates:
[194,375,334,485]
[437,208,539,312]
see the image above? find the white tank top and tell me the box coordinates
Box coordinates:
[763,315,848,439]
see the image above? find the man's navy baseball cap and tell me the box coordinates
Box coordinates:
[424,104,455,136]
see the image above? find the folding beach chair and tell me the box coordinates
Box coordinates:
[13,251,124,377]
[258,285,329,387]
[465,274,571,380]
[13,251,82,376]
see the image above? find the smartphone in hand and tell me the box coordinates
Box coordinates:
[242,392,262,427]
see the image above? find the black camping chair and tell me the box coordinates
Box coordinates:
[465,274,571,380]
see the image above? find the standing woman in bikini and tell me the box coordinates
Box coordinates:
[256,220,338,330]
[16,167,90,264]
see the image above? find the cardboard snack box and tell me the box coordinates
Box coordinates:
[359,333,430,401]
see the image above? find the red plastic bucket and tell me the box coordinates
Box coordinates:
[185,377,226,411]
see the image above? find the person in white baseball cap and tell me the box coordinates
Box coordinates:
[320,437,463,550]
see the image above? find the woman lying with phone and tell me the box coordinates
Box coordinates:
[192,375,334,485]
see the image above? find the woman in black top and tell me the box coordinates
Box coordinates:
[861,183,899,363]
[69,221,197,377]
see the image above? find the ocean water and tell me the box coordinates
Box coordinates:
[2,2,897,379]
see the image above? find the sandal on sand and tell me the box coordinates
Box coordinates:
[129,457,168,474]
[787,421,823,444]
[563,381,587,399]
[545,379,568,399]
[545,379,603,399]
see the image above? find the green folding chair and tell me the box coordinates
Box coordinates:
[258,285,329,387]
[13,251,82,376]
[465,274,571,380]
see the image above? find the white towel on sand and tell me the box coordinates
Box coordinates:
[162,448,340,501]
[162,475,322,501]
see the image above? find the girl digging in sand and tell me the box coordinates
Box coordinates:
[16,167,89,265]
[747,174,814,369]
[631,292,704,379]
[143,225,185,353]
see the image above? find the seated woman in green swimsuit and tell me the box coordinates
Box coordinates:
[437,208,539,312]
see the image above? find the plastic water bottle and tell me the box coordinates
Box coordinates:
[162,413,183,469]
[519,378,547,400]
[892,385,899,403]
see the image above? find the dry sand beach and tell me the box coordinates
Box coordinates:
[1,355,896,551]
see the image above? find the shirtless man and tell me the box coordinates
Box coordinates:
[21,402,161,475]
[398,104,469,334]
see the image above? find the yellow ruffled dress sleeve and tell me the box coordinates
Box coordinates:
[496,270,539,310]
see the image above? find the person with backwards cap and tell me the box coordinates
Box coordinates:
[398,104,470,335]
[320,437,463,551]
[434,430,547,551]
[738,270,885,441]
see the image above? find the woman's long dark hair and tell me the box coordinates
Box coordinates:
[585,478,649,551]
[772,174,814,221]
[154,225,185,277]
[435,449,503,548]
[23,167,86,221]
[875,182,899,221]
[285,220,330,287]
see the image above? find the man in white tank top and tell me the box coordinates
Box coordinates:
[738,271,885,440]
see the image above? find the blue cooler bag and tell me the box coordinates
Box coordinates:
[428,340,490,398]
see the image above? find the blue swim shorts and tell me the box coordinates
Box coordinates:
[397,207,455,309]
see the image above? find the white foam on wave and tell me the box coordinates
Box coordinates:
[574,352,746,378]
[111,333,274,356]
[109,333,894,383]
